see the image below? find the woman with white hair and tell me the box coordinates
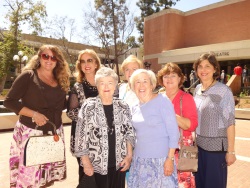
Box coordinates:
[128,69,179,188]
[74,67,135,188]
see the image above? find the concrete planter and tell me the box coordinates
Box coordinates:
[0,110,72,131]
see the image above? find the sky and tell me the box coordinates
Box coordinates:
[0,0,223,43]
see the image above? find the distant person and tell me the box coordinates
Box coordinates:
[234,63,242,76]
[189,70,194,87]
[4,45,70,187]
[242,65,249,87]
[220,70,225,83]
[193,52,236,188]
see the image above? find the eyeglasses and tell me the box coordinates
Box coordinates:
[80,59,94,64]
[41,54,57,62]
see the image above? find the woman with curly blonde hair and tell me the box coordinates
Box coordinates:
[4,44,70,187]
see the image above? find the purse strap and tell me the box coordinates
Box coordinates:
[35,120,60,142]
[179,93,197,147]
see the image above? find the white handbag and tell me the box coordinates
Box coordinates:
[24,121,65,166]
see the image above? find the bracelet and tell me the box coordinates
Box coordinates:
[227,151,235,155]
[32,111,38,123]
[167,156,174,161]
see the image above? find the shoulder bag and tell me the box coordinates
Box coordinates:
[24,120,64,166]
[177,93,198,172]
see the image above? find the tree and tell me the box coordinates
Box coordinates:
[83,0,138,78]
[44,15,78,75]
[135,0,179,43]
[0,0,46,92]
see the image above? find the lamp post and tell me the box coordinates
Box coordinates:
[13,51,28,74]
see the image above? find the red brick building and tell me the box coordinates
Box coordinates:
[144,0,250,78]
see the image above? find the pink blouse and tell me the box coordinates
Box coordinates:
[172,90,198,136]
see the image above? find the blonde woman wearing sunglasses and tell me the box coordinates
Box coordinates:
[66,49,101,183]
[4,44,70,187]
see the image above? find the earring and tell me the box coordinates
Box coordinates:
[36,61,40,68]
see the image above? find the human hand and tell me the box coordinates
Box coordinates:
[32,112,48,126]
[226,152,236,166]
[119,155,132,171]
[164,158,174,176]
[83,162,94,176]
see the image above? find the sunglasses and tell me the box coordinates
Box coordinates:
[80,59,94,64]
[41,54,57,62]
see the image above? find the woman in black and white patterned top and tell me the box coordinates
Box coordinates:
[66,49,101,183]
[193,52,236,188]
[74,67,135,188]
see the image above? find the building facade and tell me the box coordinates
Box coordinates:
[143,0,250,81]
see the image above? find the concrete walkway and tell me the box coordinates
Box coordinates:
[0,119,250,188]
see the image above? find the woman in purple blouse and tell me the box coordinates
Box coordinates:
[127,69,179,188]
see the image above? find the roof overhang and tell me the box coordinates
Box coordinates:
[145,40,250,64]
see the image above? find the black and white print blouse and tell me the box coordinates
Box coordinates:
[74,96,135,175]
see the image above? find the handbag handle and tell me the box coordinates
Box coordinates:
[35,120,60,142]
[179,93,197,147]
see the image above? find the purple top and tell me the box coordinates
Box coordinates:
[131,94,179,158]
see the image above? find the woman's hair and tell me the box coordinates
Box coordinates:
[130,69,157,92]
[120,55,143,73]
[157,62,185,88]
[75,49,101,83]
[23,44,70,93]
[95,67,118,85]
[193,52,220,79]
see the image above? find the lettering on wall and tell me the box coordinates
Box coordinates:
[214,51,230,57]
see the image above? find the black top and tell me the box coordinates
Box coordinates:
[4,70,66,133]
[67,80,98,153]
[103,104,116,168]
[82,80,98,98]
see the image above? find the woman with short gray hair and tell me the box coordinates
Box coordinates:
[95,66,118,85]
[128,69,179,187]
[74,67,135,188]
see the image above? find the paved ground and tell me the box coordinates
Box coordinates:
[0,119,250,188]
